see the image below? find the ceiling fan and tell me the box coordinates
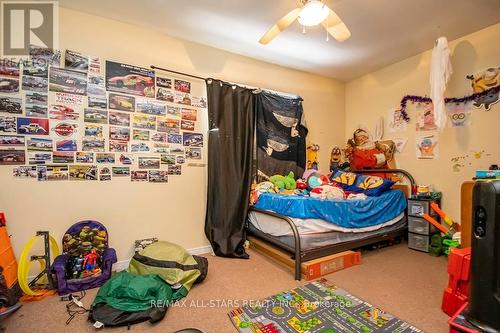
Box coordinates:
[259,0,351,45]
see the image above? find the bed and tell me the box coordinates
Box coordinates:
[246,169,415,280]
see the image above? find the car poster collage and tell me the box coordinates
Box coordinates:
[0,45,206,183]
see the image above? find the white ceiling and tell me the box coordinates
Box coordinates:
[59,0,500,81]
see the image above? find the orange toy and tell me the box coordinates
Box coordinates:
[422,213,450,235]
[0,213,17,289]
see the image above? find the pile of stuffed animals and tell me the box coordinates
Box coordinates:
[250,169,370,205]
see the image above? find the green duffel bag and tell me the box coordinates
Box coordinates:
[128,241,208,298]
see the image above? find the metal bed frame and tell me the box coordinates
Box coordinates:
[247,169,416,280]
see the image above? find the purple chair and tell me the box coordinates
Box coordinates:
[52,221,116,295]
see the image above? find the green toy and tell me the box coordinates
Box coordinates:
[269,171,296,190]
[428,234,443,257]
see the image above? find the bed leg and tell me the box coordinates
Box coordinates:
[295,255,301,281]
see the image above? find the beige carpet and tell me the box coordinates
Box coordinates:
[2,243,450,332]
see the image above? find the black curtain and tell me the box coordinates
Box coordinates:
[204,79,254,258]
[255,92,307,180]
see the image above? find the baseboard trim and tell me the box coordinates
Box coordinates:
[114,245,213,272]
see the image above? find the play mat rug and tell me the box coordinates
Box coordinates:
[228,278,422,333]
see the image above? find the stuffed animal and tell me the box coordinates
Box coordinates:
[269,172,296,190]
[250,181,277,205]
[345,128,395,171]
[310,185,345,200]
[307,174,328,189]
[296,178,307,190]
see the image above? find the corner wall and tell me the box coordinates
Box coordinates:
[345,23,500,222]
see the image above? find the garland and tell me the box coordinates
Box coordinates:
[399,85,500,122]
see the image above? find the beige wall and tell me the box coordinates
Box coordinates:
[345,23,500,223]
[1,7,345,262]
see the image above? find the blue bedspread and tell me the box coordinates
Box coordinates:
[254,190,407,229]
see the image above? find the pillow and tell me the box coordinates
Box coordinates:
[354,174,395,196]
[332,171,359,192]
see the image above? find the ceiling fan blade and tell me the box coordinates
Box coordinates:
[321,8,351,42]
[259,7,302,45]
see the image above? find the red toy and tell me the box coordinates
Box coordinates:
[82,249,100,277]
[442,247,471,317]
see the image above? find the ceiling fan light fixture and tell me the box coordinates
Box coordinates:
[297,0,329,27]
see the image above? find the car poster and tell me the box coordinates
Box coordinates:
[26,103,48,118]
[132,129,149,141]
[22,63,48,78]
[109,126,130,141]
[65,50,89,71]
[109,140,128,153]
[87,74,106,97]
[52,151,74,164]
[181,119,195,131]
[136,98,166,116]
[109,111,131,127]
[49,67,88,95]
[186,147,202,160]
[0,96,22,115]
[148,170,168,183]
[108,93,135,112]
[0,134,25,146]
[169,147,184,155]
[132,113,156,130]
[0,59,20,78]
[99,166,112,181]
[16,117,49,135]
[76,152,94,163]
[156,76,172,89]
[21,75,46,92]
[69,165,97,181]
[167,133,182,144]
[28,151,51,164]
[156,87,174,102]
[167,164,182,175]
[0,116,16,133]
[82,138,105,152]
[152,142,169,154]
[181,108,197,121]
[160,154,175,165]
[174,79,191,93]
[112,166,130,177]
[96,153,115,164]
[151,132,167,143]
[174,92,191,105]
[49,104,80,121]
[191,96,207,108]
[157,117,179,134]
[89,56,102,75]
[105,61,155,98]
[167,106,181,117]
[88,96,107,110]
[45,164,69,181]
[138,156,160,169]
[27,137,53,151]
[131,170,148,182]
[84,108,108,124]
[51,121,79,139]
[130,142,151,153]
[30,45,61,67]
[182,132,203,147]
[26,92,48,106]
[0,149,25,165]
[13,165,37,179]
[56,139,78,152]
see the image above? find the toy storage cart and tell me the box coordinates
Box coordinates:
[407,197,440,252]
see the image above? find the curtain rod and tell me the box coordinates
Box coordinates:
[150,64,301,100]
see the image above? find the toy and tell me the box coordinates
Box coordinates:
[307,173,328,189]
[306,144,320,170]
[295,179,307,190]
[269,172,296,191]
[82,249,99,277]
[345,129,395,170]
[422,213,449,235]
[430,202,461,233]
[310,185,344,200]
[71,255,84,279]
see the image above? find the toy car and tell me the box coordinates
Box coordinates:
[18,123,47,134]
[108,74,153,88]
